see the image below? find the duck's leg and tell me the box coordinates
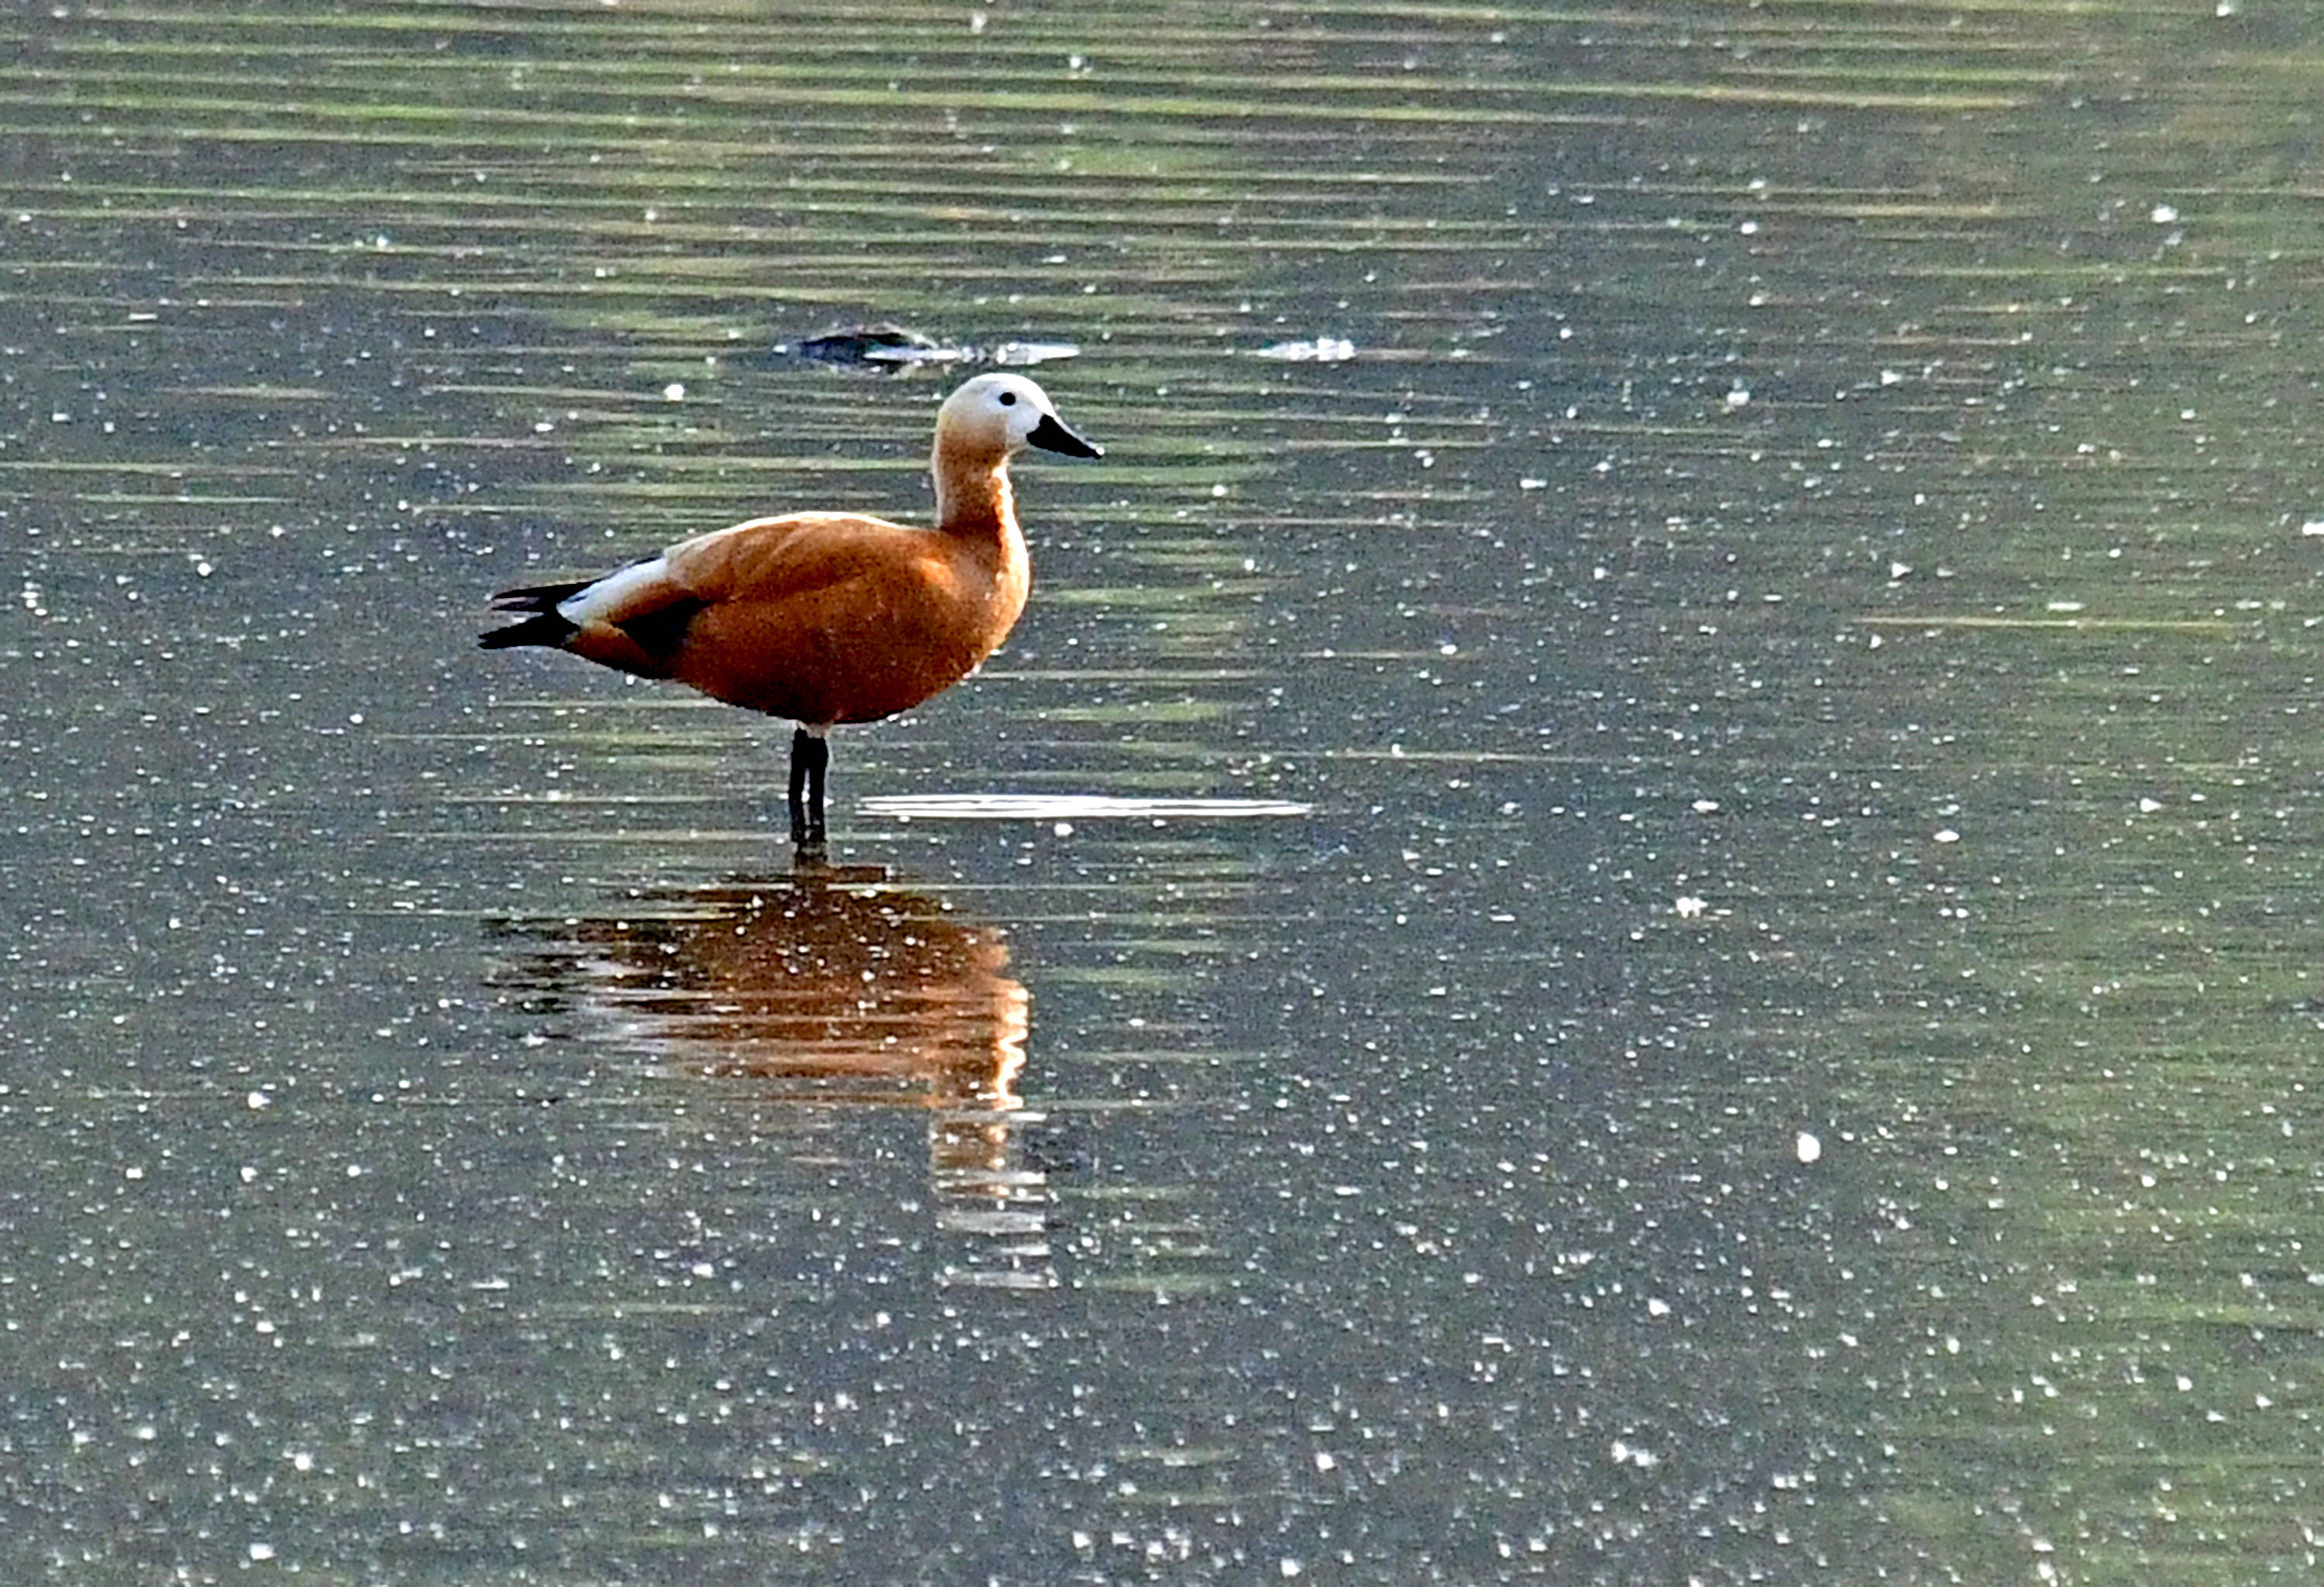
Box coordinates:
[788,727,830,849]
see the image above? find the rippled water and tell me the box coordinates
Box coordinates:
[6,2,2324,1582]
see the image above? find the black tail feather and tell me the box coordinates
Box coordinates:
[487,579,593,613]
[478,611,580,651]
[480,579,593,649]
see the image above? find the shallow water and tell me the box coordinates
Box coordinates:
[6,2,2324,1582]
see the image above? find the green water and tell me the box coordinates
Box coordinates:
[5,2,2323,1582]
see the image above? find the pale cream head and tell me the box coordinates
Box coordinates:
[935,373,1102,462]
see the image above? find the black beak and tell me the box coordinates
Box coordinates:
[1028,412,1103,459]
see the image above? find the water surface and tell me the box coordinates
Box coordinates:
[5,2,2324,1582]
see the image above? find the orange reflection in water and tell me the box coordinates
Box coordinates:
[494,865,1051,1286]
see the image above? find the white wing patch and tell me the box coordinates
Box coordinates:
[558,555,671,627]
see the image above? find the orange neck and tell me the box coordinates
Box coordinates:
[933,435,1016,538]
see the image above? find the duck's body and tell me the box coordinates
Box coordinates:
[490,507,1029,727]
[480,373,1100,847]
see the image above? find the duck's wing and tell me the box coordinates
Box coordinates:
[658,512,922,613]
[507,514,908,675]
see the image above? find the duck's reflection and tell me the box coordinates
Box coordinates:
[494,864,1052,1288]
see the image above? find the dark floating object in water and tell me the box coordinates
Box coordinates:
[789,322,940,365]
[775,321,1081,371]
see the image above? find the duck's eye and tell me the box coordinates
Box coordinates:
[996,390,1018,407]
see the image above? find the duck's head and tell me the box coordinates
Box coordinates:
[937,373,1103,462]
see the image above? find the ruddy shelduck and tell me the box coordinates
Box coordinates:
[480,373,1102,847]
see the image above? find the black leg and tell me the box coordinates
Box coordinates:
[788,727,829,849]
[803,731,827,845]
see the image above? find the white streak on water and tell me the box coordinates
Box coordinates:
[859,794,1312,821]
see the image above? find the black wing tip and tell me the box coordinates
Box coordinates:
[480,578,592,647]
[488,579,590,613]
[478,613,579,651]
